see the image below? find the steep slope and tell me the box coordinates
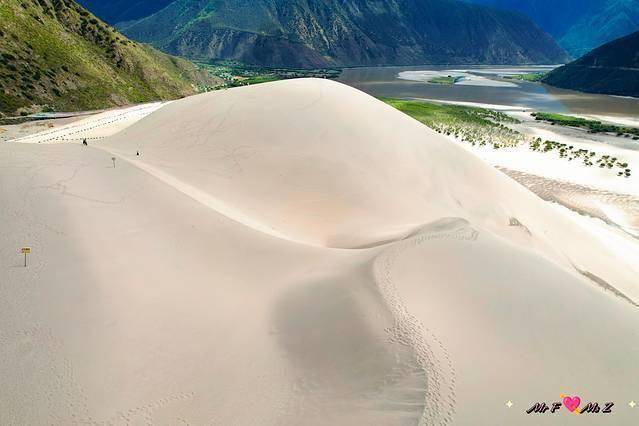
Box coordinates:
[465,0,607,38]
[3,79,638,424]
[0,0,213,116]
[467,0,639,58]
[543,31,639,98]
[103,80,636,293]
[118,0,569,68]
[76,0,174,24]
[560,0,639,58]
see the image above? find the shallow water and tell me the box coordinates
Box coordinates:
[338,65,639,118]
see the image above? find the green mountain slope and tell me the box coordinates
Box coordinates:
[466,0,639,58]
[465,0,607,38]
[543,30,639,97]
[0,0,215,116]
[76,0,174,25]
[560,0,639,58]
[118,0,569,68]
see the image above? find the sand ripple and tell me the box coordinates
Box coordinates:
[500,167,639,238]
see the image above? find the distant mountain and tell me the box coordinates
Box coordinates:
[0,0,215,116]
[465,0,606,38]
[466,0,639,58]
[116,0,569,68]
[76,0,174,25]
[560,0,639,58]
[543,30,639,97]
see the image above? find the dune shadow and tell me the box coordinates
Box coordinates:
[272,277,426,420]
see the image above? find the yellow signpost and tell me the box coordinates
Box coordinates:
[21,247,31,267]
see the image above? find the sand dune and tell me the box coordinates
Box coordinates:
[7,102,165,144]
[502,167,639,237]
[102,79,639,299]
[1,79,638,424]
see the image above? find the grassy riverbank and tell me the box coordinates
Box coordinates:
[383,98,524,148]
[532,112,639,139]
[384,98,632,178]
[504,73,545,82]
[428,76,462,85]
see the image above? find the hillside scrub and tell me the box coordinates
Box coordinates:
[0,0,217,115]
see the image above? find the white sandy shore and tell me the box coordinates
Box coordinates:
[580,114,639,128]
[382,94,639,254]
[452,66,558,76]
[458,124,639,197]
[408,97,639,239]
[1,79,638,424]
[398,70,518,88]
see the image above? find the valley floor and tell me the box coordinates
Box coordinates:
[1,79,638,425]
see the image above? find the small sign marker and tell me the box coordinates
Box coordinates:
[21,247,31,267]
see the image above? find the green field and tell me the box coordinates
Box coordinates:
[382,98,524,148]
[197,61,342,88]
[503,73,545,82]
[382,98,519,127]
[532,112,639,139]
[427,76,461,85]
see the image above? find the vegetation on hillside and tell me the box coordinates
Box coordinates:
[384,99,632,178]
[543,30,639,98]
[77,0,174,24]
[558,0,639,58]
[466,0,607,41]
[467,0,638,58]
[0,0,218,116]
[119,0,569,68]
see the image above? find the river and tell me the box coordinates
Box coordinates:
[338,65,639,119]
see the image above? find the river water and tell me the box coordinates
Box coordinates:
[338,65,639,118]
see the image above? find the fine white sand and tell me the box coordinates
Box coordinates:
[452,66,557,76]
[581,114,639,128]
[398,70,518,88]
[402,100,638,197]
[6,102,165,144]
[1,79,638,425]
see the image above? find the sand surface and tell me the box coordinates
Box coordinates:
[4,102,165,144]
[1,79,638,425]
[0,115,86,143]
[501,168,639,237]
[398,70,518,88]
[419,98,639,245]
